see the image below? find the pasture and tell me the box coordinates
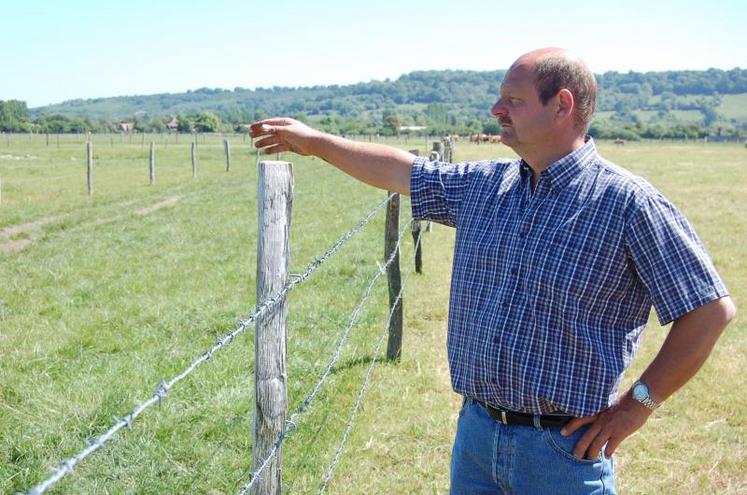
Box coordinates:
[0,135,745,494]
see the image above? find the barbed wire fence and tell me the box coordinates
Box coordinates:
[237,217,415,494]
[24,156,428,494]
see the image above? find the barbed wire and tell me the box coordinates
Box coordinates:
[25,193,395,495]
[237,217,414,494]
[316,231,421,494]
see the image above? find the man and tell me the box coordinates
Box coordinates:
[250,48,735,494]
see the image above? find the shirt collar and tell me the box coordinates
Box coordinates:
[519,136,598,191]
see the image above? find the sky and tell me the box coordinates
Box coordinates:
[3,0,745,108]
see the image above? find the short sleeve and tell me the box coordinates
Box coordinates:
[624,191,728,325]
[410,156,476,227]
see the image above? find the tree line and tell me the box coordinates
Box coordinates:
[3,68,746,139]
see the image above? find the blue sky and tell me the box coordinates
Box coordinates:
[3,0,745,107]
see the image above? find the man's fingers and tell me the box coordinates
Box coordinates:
[586,432,610,460]
[260,143,291,155]
[603,435,622,459]
[561,415,596,436]
[254,134,282,150]
[572,420,602,459]
[249,118,294,137]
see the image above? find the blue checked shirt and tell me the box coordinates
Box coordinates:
[410,138,728,417]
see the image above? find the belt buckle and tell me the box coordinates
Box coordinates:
[500,410,507,425]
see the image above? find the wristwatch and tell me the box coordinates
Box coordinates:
[631,380,660,410]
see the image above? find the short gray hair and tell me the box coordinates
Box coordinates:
[533,55,597,134]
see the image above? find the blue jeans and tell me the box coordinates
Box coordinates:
[450,398,616,494]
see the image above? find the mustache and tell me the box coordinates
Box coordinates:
[498,117,512,125]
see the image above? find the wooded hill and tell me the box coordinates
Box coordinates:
[5,68,747,139]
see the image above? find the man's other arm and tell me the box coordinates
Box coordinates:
[563,296,736,460]
[250,118,414,196]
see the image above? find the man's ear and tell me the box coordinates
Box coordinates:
[556,88,575,122]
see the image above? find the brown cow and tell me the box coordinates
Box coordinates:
[614,138,626,146]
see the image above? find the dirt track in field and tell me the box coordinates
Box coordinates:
[0,196,182,254]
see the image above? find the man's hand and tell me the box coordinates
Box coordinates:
[250,118,323,156]
[561,393,652,460]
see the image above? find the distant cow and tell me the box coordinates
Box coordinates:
[489,135,502,143]
[614,138,626,146]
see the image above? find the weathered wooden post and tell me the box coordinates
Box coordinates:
[149,142,156,185]
[385,192,403,360]
[253,160,294,495]
[191,141,198,179]
[86,139,93,196]
[45,133,49,147]
[224,138,232,172]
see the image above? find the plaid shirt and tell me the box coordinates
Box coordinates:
[410,138,728,417]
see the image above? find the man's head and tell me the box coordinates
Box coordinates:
[491,48,597,153]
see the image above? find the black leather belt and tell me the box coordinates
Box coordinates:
[475,400,573,428]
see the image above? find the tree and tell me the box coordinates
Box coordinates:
[0,100,31,132]
[382,111,401,136]
[192,112,222,132]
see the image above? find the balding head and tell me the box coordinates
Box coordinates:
[510,48,597,135]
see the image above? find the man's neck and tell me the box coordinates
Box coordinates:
[520,136,586,187]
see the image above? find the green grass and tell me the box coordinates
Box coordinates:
[1,135,745,494]
[719,94,747,121]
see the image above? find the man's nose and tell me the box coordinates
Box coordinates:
[491,99,507,117]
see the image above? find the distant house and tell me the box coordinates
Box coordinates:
[399,126,427,132]
[119,121,134,133]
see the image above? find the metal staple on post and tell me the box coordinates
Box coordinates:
[254,160,294,495]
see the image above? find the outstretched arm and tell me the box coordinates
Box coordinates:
[563,296,736,460]
[250,118,415,195]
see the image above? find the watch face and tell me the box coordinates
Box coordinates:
[633,382,648,401]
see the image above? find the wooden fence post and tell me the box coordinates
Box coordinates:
[253,160,294,495]
[385,192,403,360]
[191,142,198,179]
[149,142,156,185]
[224,138,232,172]
[86,140,93,196]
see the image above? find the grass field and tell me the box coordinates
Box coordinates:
[1,134,745,494]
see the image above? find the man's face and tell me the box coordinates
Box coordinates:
[490,65,555,150]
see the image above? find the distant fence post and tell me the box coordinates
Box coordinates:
[86,138,93,196]
[191,142,198,179]
[385,192,403,360]
[253,160,294,495]
[224,138,232,172]
[149,142,156,185]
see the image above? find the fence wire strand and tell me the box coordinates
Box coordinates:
[26,193,394,495]
[316,231,421,494]
[237,216,414,494]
